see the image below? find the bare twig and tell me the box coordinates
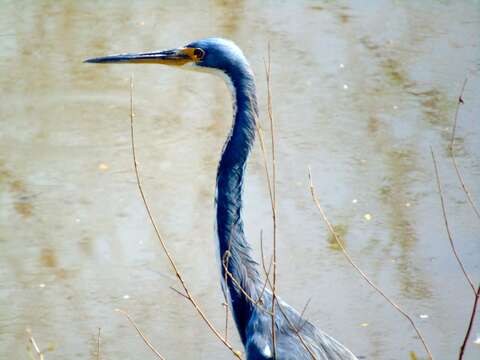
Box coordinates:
[459,285,480,360]
[252,112,275,219]
[258,233,274,305]
[259,233,318,360]
[128,77,242,359]
[447,78,480,358]
[449,78,467,145]
[299,298,312,320]
[97,328,101,360]
[255,53,317,359]
[222,251,273,315]
[222,229,319,360]
[223,302,229,341]
[308,167,433,360]
[26,328,44,360]
[169,286,189,300]
[295,298,314,334]
[222,226,237,342]
[431,148,476,294]
[115,308,167,360]
[276,301,318,360]
[264,42,278,359]
[449,78,480,222]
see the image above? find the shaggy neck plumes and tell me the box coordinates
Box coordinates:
[215,65,260,345]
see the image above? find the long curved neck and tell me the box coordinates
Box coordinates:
[215,66,260,344]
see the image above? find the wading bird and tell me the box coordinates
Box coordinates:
[86,38,358,360]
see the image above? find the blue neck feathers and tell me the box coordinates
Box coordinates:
[215,64,260,344]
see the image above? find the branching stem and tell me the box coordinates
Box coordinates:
[308,168,433,360]
[128,76,242,359]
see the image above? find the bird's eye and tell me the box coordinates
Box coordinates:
[193,48,205,60]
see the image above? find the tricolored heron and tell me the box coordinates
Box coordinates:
[86,38,358,360]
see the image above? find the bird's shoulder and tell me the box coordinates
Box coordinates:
[245,291,358,360]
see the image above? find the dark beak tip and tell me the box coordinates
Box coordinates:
[84,57,109,64]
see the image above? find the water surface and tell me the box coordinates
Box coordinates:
[1,1,479,359]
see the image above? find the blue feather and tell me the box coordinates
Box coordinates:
[189,38,358,359]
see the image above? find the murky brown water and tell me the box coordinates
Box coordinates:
[1,1,479,359]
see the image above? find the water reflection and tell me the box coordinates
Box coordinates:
[1,1,479,359]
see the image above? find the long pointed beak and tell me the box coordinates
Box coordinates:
[84,48,194,66]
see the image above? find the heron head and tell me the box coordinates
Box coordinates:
[84,38,249,77]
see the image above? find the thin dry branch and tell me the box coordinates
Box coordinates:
[223,301,230,341]
[431,148,476,294]
[252,112,275,220]
[97,328,101,360]
[115,308,167,360]
[255,53,318,359]
[264,43,278,359]
[220,225,320,359]
[299,298,312,320]
[449,78,467,145]
[128,77,242,359]
[169,286,189,300]
[26,328,44,360]
[444,77,480,359]
[459,285,480,360]
[223,247,318,360]
[259,233,318,360]
[222,251,273,315]
[258,233,274,305]
[222,228,236,342]
[275,301,318,360]
[449,78,480,222]
[253,46,279,357]
[307,168,433,360]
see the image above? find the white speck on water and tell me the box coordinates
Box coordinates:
[39,283,46,288]
[405,202,411,207]
[75,218,80,224]
[339,63,345,68]
[420,314,429,319]
[474,336,480,345]
[343,84,349,90]
[123,294,130,300]
[352,199,358,204]
[393,105,398,110]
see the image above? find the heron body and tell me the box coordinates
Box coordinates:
[86,38,358,360]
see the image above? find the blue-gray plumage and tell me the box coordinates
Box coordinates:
[86,38,358,360]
